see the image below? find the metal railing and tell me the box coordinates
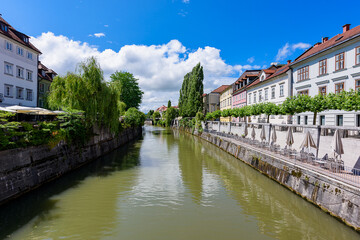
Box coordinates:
[203,121,360,187]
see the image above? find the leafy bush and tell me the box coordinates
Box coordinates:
[124,107,146,127]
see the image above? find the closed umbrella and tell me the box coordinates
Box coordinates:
[271,126,277,144]
[300,131,317,151]
[260,125,266,142]
[286,127,294,148]
[243,124,248,137]
[251,126,256,140]
[331,129,344,160]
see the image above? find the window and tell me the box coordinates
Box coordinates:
[16,67,24,79]
[356,47,360,65]
[298,90,309,95]
[356,80,360,92]
[26,89,33,101]
[17,47,24,56]
[259,90,262,102]
[16,87,23,99]
[319,59,327,75]
[279,84,284,97]
[4,62,13,75]
[271,87,275,99]
[4,84,13,97]
[304,116,308,125]
[264,88,268,100]
[297,66,309,81]
[248,94,251,104]
[335,52,345,71]
[253,93,257,103]
[297,116,301,125]
[320,115,325,126]
[1,23,8,32]
[335,82,344,94]
[5,41,12,51]
[27,52,33,60]
[336,115,343,126]
[319,86,327,95]
[26,70,33,81]
[357,115,360,127]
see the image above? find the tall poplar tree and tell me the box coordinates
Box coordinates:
[178,63,204,117]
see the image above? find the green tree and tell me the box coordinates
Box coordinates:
[152,111,161,124]
[308,94,328,125]
[110,71,144,110]
[48,57,123,133]
[164,107,178,127]
[124,107,146,126]
[146,110,154,119]
[179,63,204,117]
[167,100,171,108]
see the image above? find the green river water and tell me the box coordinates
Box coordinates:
[0,126,359,240]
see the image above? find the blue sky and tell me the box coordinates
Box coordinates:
[4,0,360,111]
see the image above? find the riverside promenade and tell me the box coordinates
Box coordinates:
[175,121,360,231]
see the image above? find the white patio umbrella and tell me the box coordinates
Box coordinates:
[331,129,344,160]
[5,105,40,113]
[286,127,294,148]
[260,125,266,142]
[300,131,317,152]
[0,107,16,112]
[243,123,248,137]
[271,126,277,145]
[251,126,256,140]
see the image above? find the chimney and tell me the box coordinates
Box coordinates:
[287,60,291,64]
[343,24,351,33]
[322,37,328,43]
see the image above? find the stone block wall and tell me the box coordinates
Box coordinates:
[0,126,142,205]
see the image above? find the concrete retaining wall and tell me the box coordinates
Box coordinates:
[178,126,360,231]
[0,126,142,205]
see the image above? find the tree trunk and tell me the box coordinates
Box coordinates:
[267,115,270,123]
[313,112,317,125]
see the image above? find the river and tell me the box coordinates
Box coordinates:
[0,126,359,240]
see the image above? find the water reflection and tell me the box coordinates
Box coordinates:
[1,126,359,240]
[0,139,142,239]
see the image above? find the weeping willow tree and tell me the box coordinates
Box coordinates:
[48,57,126,133]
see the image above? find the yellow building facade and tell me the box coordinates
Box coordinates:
[219,85,233,122]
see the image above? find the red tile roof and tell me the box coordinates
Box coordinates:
[38,61,57,82]
[0,16,41,54]
[247,64,289,89]
[211,85,230,93]
[293,25,360,64]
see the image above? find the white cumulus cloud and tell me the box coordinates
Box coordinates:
[89,33,105,38]
[275,42,311,61]
[247,56,255,63]
[31,32,260,112]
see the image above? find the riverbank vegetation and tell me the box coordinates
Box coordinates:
[178,63,204,117]
[0,57,145,151]
[205,90,360,124]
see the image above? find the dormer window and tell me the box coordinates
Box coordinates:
[23,36,29,43]
[42,70,45,76]
[0,23,8,32]
[261,75,265,81]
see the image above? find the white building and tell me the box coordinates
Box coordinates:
[246,64,291,123]
[0,16,41,107]
[291,24,360,127]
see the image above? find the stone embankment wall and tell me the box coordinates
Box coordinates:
[177,126,360,231]
[0,126,142,205]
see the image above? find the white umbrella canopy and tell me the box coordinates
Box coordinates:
[260,125,266,142]
[331,129,344,159]
[5,105,40,113]
[271,126,277,144]
[251,126,256,140]
[0,107,16,112]
[300,131,317,150]
[286,127,294,148]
